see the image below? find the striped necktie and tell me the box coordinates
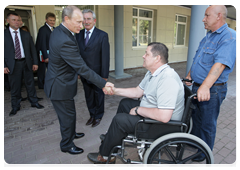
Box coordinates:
[85,31,90,46]
[13,31,21,59]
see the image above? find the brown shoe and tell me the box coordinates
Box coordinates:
[86,117,94,126]
[92,118,102,127]
[87,152,116,164]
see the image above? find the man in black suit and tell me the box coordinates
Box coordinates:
[76,9,110,127]
[36,12,56,89]
[4,12,44,117]
[44,6,113,155]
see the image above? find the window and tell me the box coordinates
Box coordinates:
[132,7,153,47]
[174,14,187,46]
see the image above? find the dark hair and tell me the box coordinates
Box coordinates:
[7,12,19,19]
[148,42,169,64]
[45,12,56,20]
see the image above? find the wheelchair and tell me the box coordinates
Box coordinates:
[106,84,214,164]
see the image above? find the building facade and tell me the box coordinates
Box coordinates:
[4,5,236,71]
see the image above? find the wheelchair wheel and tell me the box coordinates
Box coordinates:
[143,133,214,164]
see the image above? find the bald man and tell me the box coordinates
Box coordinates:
[185,5,236,162]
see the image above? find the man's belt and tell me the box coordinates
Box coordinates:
[194,82,226,87]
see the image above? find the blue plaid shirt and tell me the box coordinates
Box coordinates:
[190,23,236,84]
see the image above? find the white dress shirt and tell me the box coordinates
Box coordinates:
[84,26,95,39]
[9,27,25,58]
[46,22,53,31]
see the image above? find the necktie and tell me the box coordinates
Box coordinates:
[85,31,90,46]
[51,27,53,31]
[13,31,21,59]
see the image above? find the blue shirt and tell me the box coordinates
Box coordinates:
[191,23,236,84]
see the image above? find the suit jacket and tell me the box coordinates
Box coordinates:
[35,23,53,60]
[44,24,106,100]
[4,28,38,74]
[76,27,110,79]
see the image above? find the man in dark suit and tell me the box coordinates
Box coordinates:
[76,9,110,127]
[44,6,113,155]
[4,12,44,117]
[35,12,56,89]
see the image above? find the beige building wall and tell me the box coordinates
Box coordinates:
[97,5,115,71]
[123,5,192,70]
[34,5,55,31]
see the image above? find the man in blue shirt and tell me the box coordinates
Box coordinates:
[185,5,236,162]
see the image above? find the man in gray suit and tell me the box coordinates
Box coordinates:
[44,6,113,155]
[4,12,44,117]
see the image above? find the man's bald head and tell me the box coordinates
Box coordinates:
[203,5,227,32]
[210,5,228,21]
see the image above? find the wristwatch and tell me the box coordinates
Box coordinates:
[135,106,140,116]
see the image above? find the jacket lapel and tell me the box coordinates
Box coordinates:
[6,29,15,48]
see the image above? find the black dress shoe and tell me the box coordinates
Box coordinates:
[9,108,20,117]
[61,146,84,155]
[75,133,85,139]
[192,154,206,162]
[31,103,44,109]
[86,117,94,126]
[92,118,102,127]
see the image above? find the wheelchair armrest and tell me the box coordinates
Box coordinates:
[134,118,188,139]
[142,118,183,126]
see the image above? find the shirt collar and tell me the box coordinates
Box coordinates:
[61,23,75,36]
[85,26,95,33]
[210,23,228,34]
[46,22,53,31]
[9,26,20,33]
[151,64,169,77]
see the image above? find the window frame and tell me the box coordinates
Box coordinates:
[174,14,187,47]
[132,7,154,48]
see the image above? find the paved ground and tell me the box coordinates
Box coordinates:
[4,61,236,165]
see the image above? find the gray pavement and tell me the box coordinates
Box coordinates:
[4,61,236,164]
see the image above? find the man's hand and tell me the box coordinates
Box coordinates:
[4,67,10,74]
[32,65,38,71]
[129,107,137,116]
[197,84,210,102]
[102,82,114,95]
[44,58,49,63]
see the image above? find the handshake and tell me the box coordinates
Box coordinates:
[102,82,115,95]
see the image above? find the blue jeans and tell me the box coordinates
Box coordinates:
[191,83,227,150]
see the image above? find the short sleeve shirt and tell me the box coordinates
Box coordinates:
[191,23,236,84]
[139,64,184,121]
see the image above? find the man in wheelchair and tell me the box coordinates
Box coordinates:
[87,42,185,164]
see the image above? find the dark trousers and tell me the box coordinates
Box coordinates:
[81,77,104,119]
[51,99,76,151]
[8,59,38,110]
[99,98,141,156]
[191,83,227,150]
[37,61,47,89]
